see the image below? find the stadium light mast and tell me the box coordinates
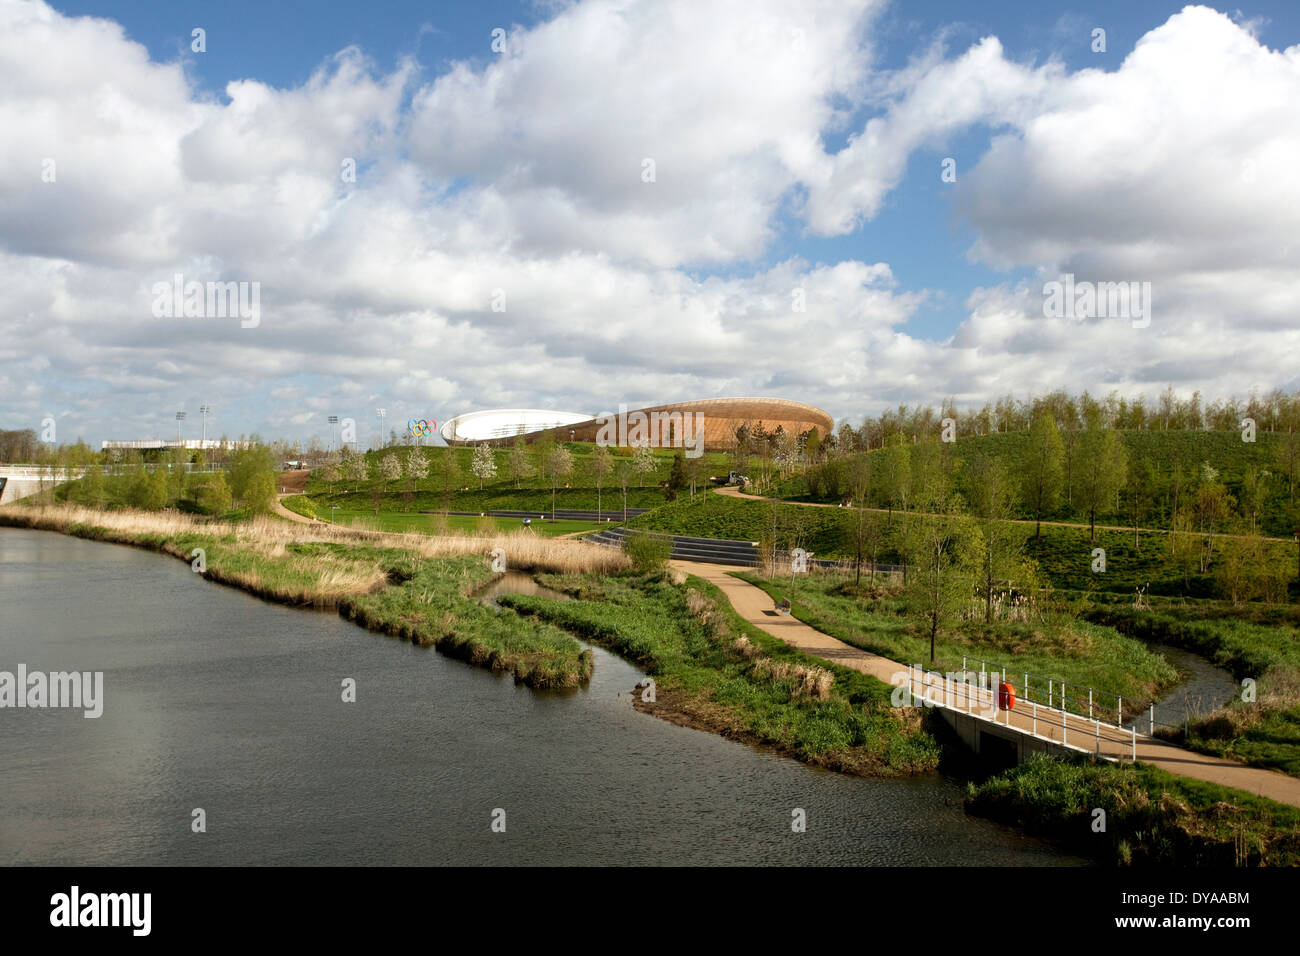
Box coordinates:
[175,411,186,445]
[377,408,386,450]
[199,405,212,471]
[328,415,339,453]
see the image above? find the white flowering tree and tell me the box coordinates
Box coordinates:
[471,443,497,489]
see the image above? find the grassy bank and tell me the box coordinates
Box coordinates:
[500,570,941,776]
[1085,603,1300,777]
[0,503,626,688]
[966,753,1300,865]
[737,569,1178,718]
[281,498,609,537]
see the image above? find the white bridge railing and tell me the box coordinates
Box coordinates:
[904,663,1138,761]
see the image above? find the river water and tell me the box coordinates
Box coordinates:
[0,529,1080,866]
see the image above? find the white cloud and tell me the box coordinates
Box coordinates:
[1,0,1298,447]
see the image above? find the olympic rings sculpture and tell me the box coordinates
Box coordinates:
[407,418,438,438]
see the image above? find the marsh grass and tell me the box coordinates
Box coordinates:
[501,571,941,775]
[0,502,625,687]
[967,753,1300,866]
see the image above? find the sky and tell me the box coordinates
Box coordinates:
[3,0,1299,448]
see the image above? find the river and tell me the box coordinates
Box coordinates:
[0,528,1080,866]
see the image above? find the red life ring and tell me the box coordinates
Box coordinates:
[998,682,1016,711]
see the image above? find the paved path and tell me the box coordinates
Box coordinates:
[273,493,319,525]
[678,559,1300,808]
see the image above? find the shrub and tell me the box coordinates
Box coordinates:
[622,530,673,571]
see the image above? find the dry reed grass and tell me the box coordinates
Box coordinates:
[0,503,630,575]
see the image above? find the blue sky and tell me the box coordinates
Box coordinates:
[5,0,1300,446]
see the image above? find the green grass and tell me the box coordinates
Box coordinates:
[499,570,941,776]
[1085,603,1300,776]
[280,498,609,537]
[339,553,594,688]
[966,753,1300,866]
[737,569,1179,719]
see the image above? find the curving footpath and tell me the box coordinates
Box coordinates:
[678,559,1300,809]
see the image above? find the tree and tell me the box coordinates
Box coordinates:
[899,495,976,664]
[878,439,911,523]
[1275,430,1299,507]
[244,471,276,514]
[1193,464,1235,573]
[380,452,402,487]
[1167,512,1200,592]
[1239,465,1268,535]
[967,456,1034,623]
[471,443,497,490]
[1076,427,1127,542]
[508,435,530,488]
[436,449,461,511]
[632,444,657,487]
[195,470,232,515]
[665,452,686,501]
[1126,458,1157,548]
[321,465,342,496]
[592,444,613,519]
[544,443,573,519]
[76,462,106,508]
[1021,413,1064,537]
[343,453,367,492]
[617,460,633,523]
[227,445,277,504]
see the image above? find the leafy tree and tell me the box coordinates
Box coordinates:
[342,453,367,492]
[899,495,976,664]
[665,451,686,501]
[632,444,657,487]
[195,470,232,515]
[1076,427,1127,542]
[967,455,1036,622]
[227,445,277,504]
[877,439,911,523]
[471,443,497,489]
[76,462,106,508]
[1021,413,1064,537]
[243,472,276,514]
[380,452,402,486]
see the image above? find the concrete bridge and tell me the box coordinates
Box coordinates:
[0,464,84,504]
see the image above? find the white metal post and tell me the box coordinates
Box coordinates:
[1118,697,1123,729]
[1131,726,1136,761]
[1089,689,1093,719]
[1150,703,1154,736]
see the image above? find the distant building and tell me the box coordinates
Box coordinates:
[440,398,832,451]
[100,439,253,451]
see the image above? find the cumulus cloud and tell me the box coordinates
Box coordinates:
[1,0,1298,447]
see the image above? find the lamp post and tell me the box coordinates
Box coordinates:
[199,405,211,471]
